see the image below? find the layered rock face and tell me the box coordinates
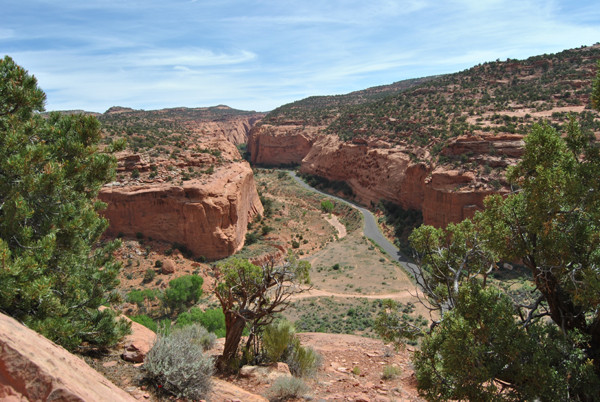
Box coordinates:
[0,313,135,401]
[100,139,263,260]
[187,114,263,145]
[255,129,522,228]
[248,123,322,166]
[100,162,262,260]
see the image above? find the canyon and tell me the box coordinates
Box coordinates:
[98,107,264,260]
[249,124,520,227]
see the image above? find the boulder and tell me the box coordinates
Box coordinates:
[0,313,135,401]
[120,317,157,363]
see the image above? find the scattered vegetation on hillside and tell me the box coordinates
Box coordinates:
[377,67,600,400]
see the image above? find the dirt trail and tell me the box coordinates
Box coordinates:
[290,286,422,301]
[324,213,347,239]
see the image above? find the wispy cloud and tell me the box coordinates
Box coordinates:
[2,0,599,112]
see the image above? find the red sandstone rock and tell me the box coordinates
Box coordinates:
[100,161,263,260]
[120,317,157,363]
[0,313,135,401]
[210,378,268,402]
[248,124,322,165]
[161,259,176,274]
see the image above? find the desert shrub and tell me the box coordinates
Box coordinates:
[126,289,158,307]
[163,274,203,312]
[154,260,163,268]
[131,314,157,332]
[142,268,156,284]
[263,320,296,362]
[266,376,309,401]
[175,307,226,338]
[144,324,214,399]
[382,365,401,380]
[286,338,321,378]
[320,199,334,213]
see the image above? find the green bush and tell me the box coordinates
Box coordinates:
[126,289,158,306]
[144,324,214,399]
[163,275,203,312]
[266,376,309,401]
[142,268,156,284]
[175,307,226,338]
[382,365,401,380]
[320,199,334,213]
[131,314,157,332]
[263,320,296,362]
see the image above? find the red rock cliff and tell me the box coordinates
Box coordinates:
[100,162,263,260]
[256,129,521,228]
[248,123,322,166]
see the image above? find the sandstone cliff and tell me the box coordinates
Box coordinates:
[252,129,521,228]
[100,138,263,260]
[248,123,322,166]
[188,114,263,145]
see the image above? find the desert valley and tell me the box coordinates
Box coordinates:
[2,43,600,401]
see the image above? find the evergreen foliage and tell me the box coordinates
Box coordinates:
[377,68,600,400]
[0,56,129,350]
[163,274,203,313]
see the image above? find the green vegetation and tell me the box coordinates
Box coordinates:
[0,56,129,351]
[163,274,204,313]
[266,376,310,402]
[215,253,310,368]
[320,199,334,213]
[175,307,226,338]
[382,365,401,380]
[143,324,214,400]
[378,108,600,398]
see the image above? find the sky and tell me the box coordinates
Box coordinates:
[1,0,599,113]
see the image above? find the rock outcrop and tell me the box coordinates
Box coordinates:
[100,159,263,260]
[251,128,521,228]
[0,313,135,401]
[248,123,322,166]
[189,115,263,145]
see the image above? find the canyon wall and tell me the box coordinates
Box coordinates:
[100,162,263,260]
[248,123,322,166]
[187,114,263,145]
[251,127,522,228]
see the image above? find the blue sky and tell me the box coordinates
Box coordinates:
[2,0,599,112]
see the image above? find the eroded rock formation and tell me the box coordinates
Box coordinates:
[248,123,322,166]
[100,139,263,260]
[0,313,135,401]
[251,127,521,228]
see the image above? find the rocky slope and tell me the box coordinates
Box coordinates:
[99,138,263,260]
[249,45,600,228]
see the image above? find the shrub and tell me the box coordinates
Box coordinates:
[175,307,226,338]
[154,260,163,268]
[266,376,309,401]
[144,324,214,399]
[320,199,334,213]
[163,274,203,312]
[126,289,157,307]
[263,320,296,362]
[286,338,321,378]
[142,268,156,284]
[131,314,157,332]
[382,365,401,380]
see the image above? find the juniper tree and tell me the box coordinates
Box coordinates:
[0,56,129,350]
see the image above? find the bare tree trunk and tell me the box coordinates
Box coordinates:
[217,314,246,371]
